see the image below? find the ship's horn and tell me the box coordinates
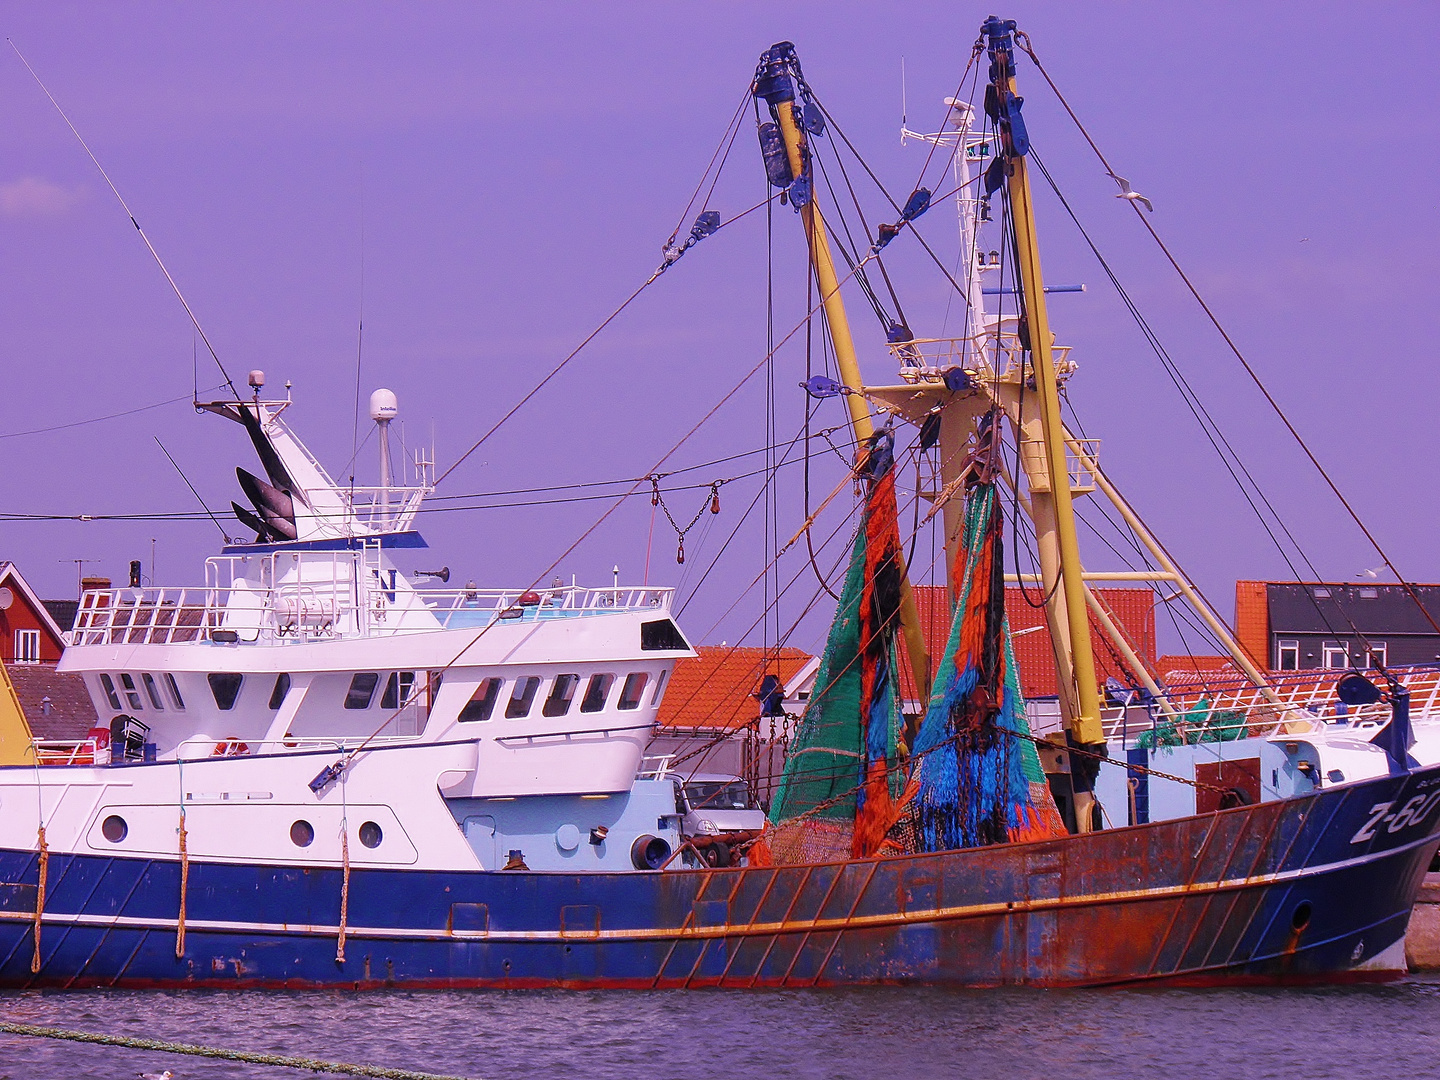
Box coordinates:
[414,567,451,583]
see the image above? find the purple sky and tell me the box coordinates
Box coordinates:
[1,3,1437,657]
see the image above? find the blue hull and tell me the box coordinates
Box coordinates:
[3,765,1439,988]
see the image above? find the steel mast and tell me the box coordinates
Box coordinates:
[982,18,1105,756]
[753,42,932,708]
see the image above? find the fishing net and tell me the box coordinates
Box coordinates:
[767,434,906,861]
[900,482,1066,851]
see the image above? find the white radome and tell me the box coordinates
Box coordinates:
[369,388,398,421]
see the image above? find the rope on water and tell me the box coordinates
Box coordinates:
[176,810,189,958]
[0,1022,478,1080]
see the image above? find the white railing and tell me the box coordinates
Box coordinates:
[885,332,1074,385]
[70,581,675,647]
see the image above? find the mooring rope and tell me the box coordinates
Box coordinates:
[30,825,47,974]
[0,1022,476,1080]
[337,825,350,963]
[175,809,189,958]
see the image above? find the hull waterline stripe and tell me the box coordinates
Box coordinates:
[2,832,1431,947]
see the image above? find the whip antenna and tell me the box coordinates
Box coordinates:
[8,39,240,401]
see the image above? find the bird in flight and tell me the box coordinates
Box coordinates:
[1107,172,1153,212]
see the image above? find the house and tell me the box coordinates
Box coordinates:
[1234,579,1440,673]
[0,563,99,740]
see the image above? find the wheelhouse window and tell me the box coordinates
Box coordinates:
[381,671,417,711]
[14,629,39,664]
[141,673,165,711]
[651,668,669,707]
[208,673,244,710]
[163,673,186,710]
[344,673,380,710]
[1276,640,1299,672]
[580,673,614,713]
[505,676,541,718]
[459,678,502,722]
[119,673,143,710]
[640,619,688,651]
[618,672,649,710]
[542,674,581,717]
[268,673,292,710]
[99,673,122,711]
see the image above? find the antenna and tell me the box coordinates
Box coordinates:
[901,57,908,130]
[62,558,102,598]
[8,39,240,401]
[155,437,231,543]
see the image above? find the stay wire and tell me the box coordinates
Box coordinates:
[1014,32,1440,644]
[9,40,239,401]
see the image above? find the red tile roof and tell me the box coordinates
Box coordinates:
[657,646,812,732]
[900,585,1158,701]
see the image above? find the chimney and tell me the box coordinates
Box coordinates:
[80,576,111,599]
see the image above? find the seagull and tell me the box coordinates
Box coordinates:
[1107,171,1153,212]
[139,1071,174,1080]
[1358,566,1383,579]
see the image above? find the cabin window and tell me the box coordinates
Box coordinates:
[14,629,40,664]
[1366,643,1388,669]
[99,673,122,711]
[651,668,669,707]
[543,674,581,717]
[505,676,541,718]
[459,678,502,722]
[344,673,380,710]
[208,673,244,710]
[1321,642,1349,670]
[640,619,688,651]
[381,671,417,711]
[1276,640,1299,671]
[268,673,292,710]
[119,673,144,710]
[163,673,186,710]
[580,674,614,714]
[141,673,165,711]
[618,672,649,710]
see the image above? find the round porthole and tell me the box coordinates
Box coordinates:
[290,819,315,848]
[555,823,581,852]
[358,821,383,849]
[101,815,127,843]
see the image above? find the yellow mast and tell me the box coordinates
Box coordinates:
[755,43,932,708]
[984,18,1105,751]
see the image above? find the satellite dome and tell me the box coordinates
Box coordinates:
[369,388,398,421]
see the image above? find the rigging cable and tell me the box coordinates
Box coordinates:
[1014,31,1440,642]
[9,40,240,401]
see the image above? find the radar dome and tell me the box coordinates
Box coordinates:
[369,388,398,421]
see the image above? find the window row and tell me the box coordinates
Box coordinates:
[459,669,665,723]
[99,672,186,713]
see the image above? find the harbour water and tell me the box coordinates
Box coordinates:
[3,981,1439,1079]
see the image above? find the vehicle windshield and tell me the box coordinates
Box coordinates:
[685,780,754,810]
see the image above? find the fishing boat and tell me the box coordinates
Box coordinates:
[0,17,1436,989]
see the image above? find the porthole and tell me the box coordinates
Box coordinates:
[358,821,383,849]
[101,815,128,843]
[290,819,315,848]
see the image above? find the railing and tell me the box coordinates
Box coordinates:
[885,332,1074,385]
[33,738,100,766]
[70,581,675,647]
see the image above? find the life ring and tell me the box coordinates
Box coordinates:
[212,737,250,757]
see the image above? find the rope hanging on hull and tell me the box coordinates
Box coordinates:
[30,825,46,974]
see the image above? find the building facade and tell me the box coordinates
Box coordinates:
[1234,580,1440,672]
